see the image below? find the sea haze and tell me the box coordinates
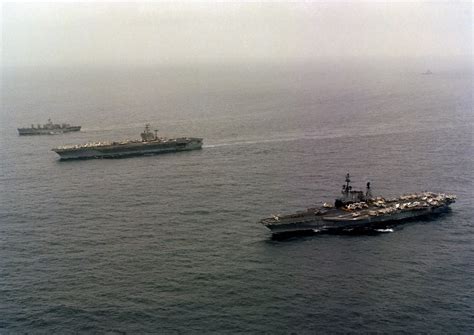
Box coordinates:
[0,61,473,333]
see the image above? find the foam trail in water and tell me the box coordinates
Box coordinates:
[203,136,317,149]
[375,228,394,233]
[204,125,460,150]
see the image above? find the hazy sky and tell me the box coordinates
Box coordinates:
[1,1,472,67]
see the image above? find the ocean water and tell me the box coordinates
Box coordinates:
[1,62,473,333]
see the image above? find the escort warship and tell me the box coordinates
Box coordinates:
[52,124,203,160]
[18,119,81,135]
[260,174,456,235]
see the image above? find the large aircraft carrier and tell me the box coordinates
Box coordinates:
[52,124,202,160]
[259,174,456,235]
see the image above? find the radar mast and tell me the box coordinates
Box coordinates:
[140,124,157,142]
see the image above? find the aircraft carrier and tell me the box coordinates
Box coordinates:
[52,124,203,160]
[18,119,81,135]
[259,174,456,235]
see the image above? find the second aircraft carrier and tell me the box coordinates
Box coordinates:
[52,124,203,160]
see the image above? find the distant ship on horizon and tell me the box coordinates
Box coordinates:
[421,70,433,75]
[18,119,81,135]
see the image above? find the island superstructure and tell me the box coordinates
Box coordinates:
[18,119,81,135]
[52,124,203,160]
[259,174,456,235]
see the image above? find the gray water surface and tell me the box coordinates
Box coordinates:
[1,63,473,333]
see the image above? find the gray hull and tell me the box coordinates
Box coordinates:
[262,205,451,235]
[53,138,202,160]
[18,126,81,135]
[261,175,457,236]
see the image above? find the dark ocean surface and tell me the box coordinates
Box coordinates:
[1,62,473,333]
